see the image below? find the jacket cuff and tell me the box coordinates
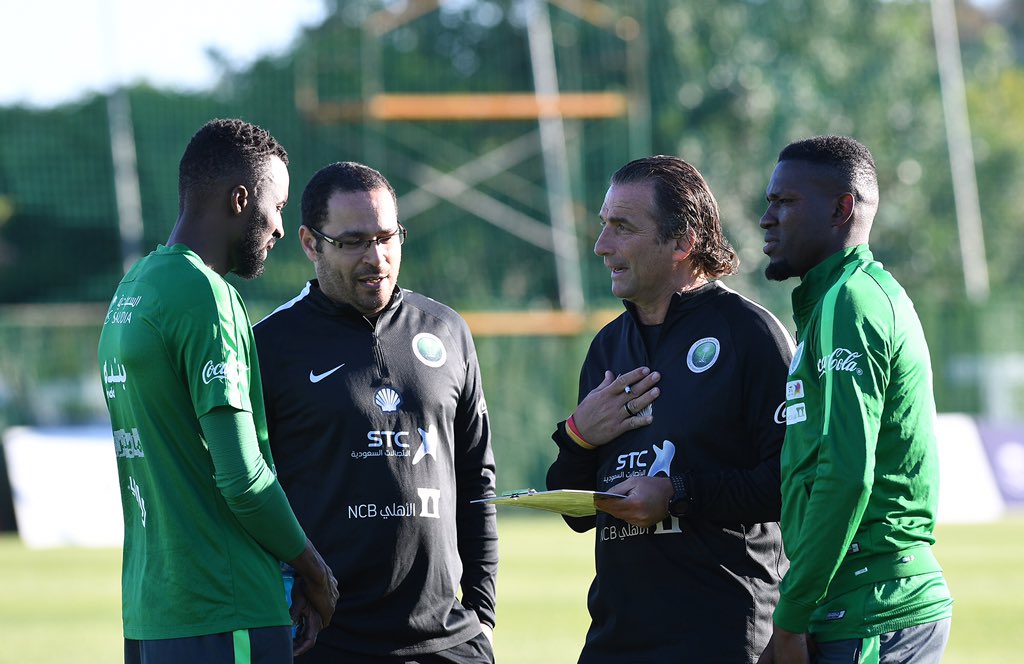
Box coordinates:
[465,601,496,630]
[772,594,815,634]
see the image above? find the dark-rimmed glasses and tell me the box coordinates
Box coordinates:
[307,223,407,256]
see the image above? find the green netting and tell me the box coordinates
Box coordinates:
[2,0,1024,487]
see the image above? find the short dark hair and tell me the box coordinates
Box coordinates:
[778,135,878,205]
[610,155,738,279]
[300,161,398,233]
[177,118,288,212]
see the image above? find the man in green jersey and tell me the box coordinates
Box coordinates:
[756,136,952,664]
[98,119,338,663]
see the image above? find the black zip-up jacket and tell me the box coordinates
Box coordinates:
[255,281,497,657]
[547,282,792,663]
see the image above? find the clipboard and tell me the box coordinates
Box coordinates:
[472,489,625,517]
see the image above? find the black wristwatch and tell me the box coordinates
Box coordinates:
[668,474,691,517]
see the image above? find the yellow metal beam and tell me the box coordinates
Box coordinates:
[301,92,629,122]
[461,309,620,337]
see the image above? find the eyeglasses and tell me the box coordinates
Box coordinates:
[308,223,407,255]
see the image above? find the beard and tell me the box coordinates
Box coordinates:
[233,209,270,280]
[764,258,794,282]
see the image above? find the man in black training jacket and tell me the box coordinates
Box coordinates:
[547,155,792,663]
[256,161,497,664]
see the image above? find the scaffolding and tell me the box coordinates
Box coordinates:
[295,0,650,326]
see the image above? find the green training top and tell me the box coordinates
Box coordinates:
[774,245,952,640]
[97,244,306,640]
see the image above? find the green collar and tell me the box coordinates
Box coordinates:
[791,244,874,324]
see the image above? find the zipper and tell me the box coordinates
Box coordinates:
[365,315,391,384]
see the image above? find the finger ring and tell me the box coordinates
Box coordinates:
[624,402,636,417]
[624,385,632,394]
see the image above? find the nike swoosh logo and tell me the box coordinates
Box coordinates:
[309,364,345,383]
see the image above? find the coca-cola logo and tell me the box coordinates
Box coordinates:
[202,361,226,384]
[201,359,241,385]
[816,348,863,376]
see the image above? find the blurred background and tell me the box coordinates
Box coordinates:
[3,0,1024,515]
[0,0,1022,660]
[0,0,1019,565]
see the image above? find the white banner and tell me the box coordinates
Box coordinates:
[0,414,1006,548]
[935,413,1005,523]
[3,425,123,548]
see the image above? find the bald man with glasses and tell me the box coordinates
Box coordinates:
[254,162,498,664]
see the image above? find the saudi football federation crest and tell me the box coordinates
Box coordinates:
[412,332,447,368]
[686,337,720,373]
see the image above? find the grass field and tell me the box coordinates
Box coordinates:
[1,514,1022,663]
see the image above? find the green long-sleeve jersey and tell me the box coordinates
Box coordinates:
[774,245,952,639]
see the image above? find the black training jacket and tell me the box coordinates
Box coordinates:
[547,282,792,663]
[255,281,497,657]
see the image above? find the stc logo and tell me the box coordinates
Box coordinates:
[603,440,676,485]
[616,450,648,471]
[352,426,438,464]
[816,348,863,376]
[368,430,410,448]
[614,440,675,476]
